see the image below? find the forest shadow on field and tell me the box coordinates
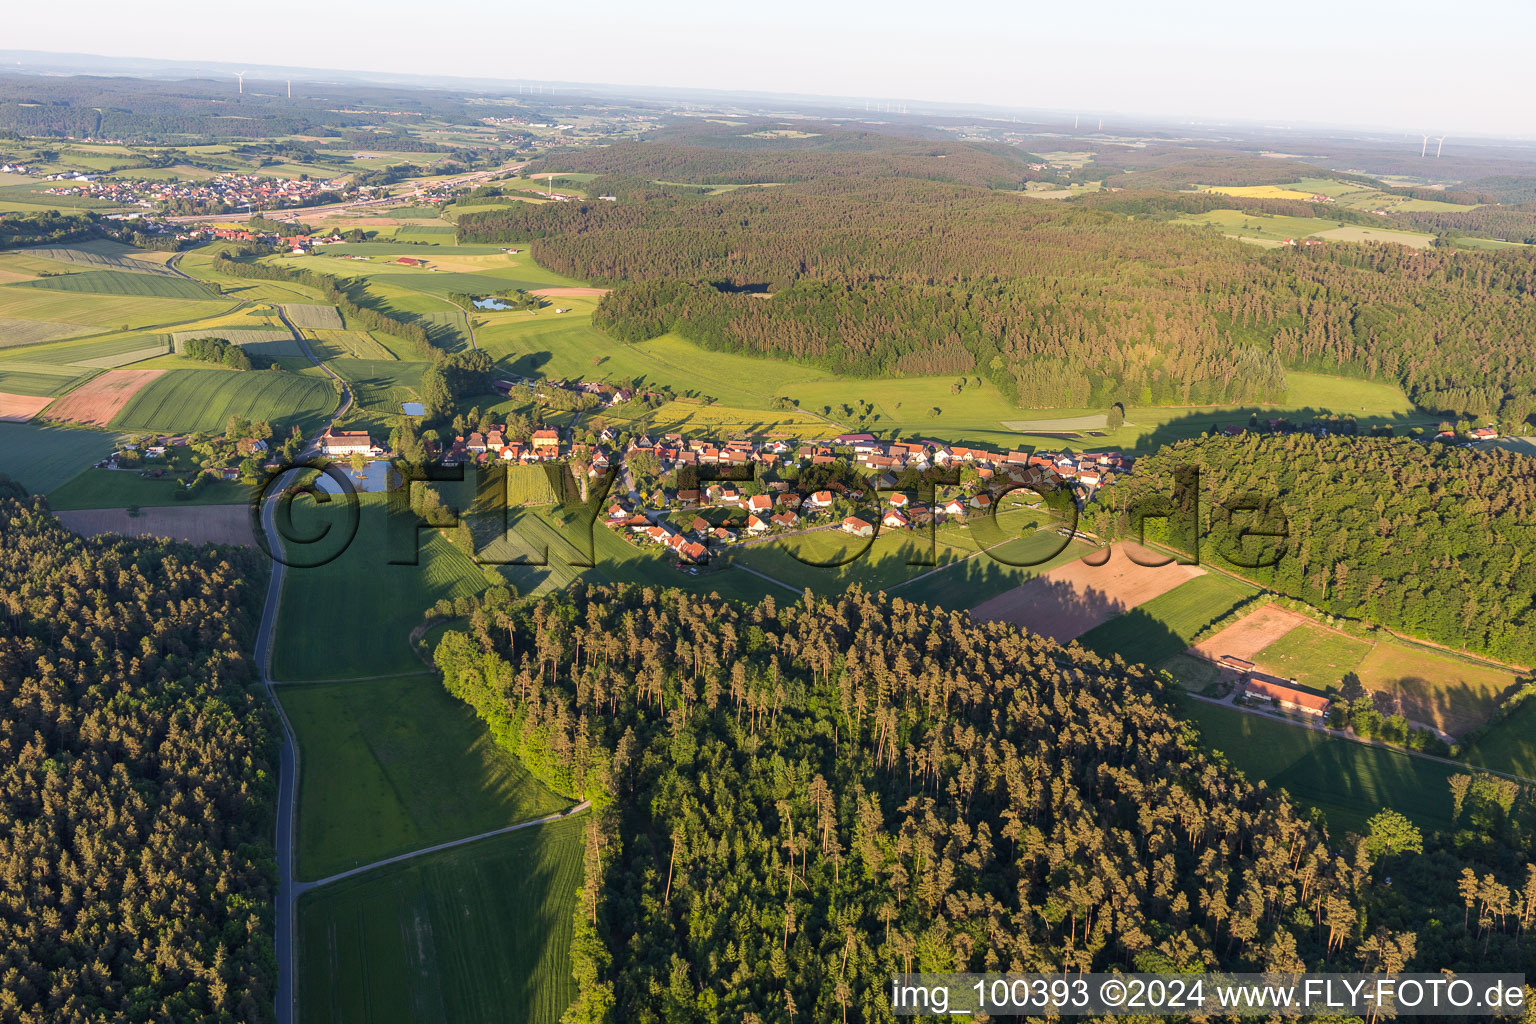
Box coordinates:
[970,573,1183,654]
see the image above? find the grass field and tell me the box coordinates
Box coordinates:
[274,495,498,680]
[1313,225,1436,249]
[110,368,336,434]
[282,303,345,330]
[1184,700,1459,834]
[297,813,584,1024]
[1465,701,1536,779]
[46,466,254,510]
[17,240,182,276]
[0,422,115,494]
[1077,574,1258,665]
[306,330,399,362]
[15,268,219,300]
[1349,640,1521,737]
[1173,209,1343,245]
[278,673,570,879]
[0,361,99,397]
[0,285,231,330]
[0,315,96,348]
[1247,622,1373,692]
[171,327,305,359]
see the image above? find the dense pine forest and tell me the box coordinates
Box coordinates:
[525,135,1037,189]
[435,584,1536,1024]
[459,178,1536,420]
[0,481,275,1023]
[1088,435,1536,665]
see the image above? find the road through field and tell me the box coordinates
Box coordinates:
[253,489,300,1024]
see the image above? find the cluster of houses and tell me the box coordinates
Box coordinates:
[34,172,350,213]
[313,424,1135,566]
[185,226,355,252]
[600,430,1132,565]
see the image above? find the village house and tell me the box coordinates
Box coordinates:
[320,429,379,457]
[841,516,875,538]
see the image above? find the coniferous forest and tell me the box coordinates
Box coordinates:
[0,481,275,1023]
[458,178,1536,422]
[435,584,1536,1024]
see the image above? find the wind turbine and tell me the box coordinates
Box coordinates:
[1420,134,1430,158]
[1435,136,1447,157]
[236,71,247,95]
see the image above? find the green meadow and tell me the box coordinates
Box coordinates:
[1077,574,1258,666]
[110,368,337,435]
[0,422,114,495]
[1184,700,1459,834]
[297,814,585,1024]
[273,494,498,681]
[277,673,570,879]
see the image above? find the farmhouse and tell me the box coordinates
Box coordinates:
[320,430,378,456]
[1241,676,1330,717]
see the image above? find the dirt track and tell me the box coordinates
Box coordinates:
[42,369,163,427]
[970,542,1205,642]
[56,505,256,547]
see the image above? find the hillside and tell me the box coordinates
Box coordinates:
[459,178,1536,423]
[436,584,1536,1022]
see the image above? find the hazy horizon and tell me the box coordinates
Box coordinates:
[7,0,1536,139]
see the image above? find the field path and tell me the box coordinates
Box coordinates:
[293,801,591,896]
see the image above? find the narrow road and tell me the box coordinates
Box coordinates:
[253,488,300,1024]
[294,801,592,896]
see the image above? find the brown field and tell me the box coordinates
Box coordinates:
[970,542,1205,642]
[0,392,53,421]
[56,504,255,546]
[530,287,610,298]
[42,368,163,426]
[1190,602,1308,663]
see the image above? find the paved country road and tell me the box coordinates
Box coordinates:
[253,490,300,1024]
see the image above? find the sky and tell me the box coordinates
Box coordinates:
[8,0,1536,138]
